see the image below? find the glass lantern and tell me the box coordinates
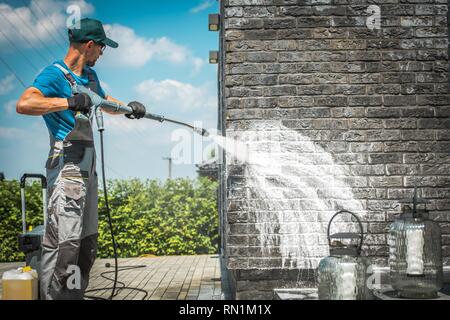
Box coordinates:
[318,210,370,300]
[389,188,443,299]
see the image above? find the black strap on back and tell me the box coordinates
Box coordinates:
[62,70,77,87]
[86,69,101,95]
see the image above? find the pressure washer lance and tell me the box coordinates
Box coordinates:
[73,84,210,136]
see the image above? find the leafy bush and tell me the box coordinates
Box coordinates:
[0,178,218,262]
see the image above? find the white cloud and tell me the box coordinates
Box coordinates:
[4,99,17,115]
[0,126,26,138]
[190,1,214,14]
[0,0,94,50]
[0,75,15,95]
[193,58,206,75]
[135,79,217,113]
[100,81,111,95]
[101,24,204,73]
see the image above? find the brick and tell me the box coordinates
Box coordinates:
[262,63,298,74]
[263,86,296,97]
[399,39,434,50]
[225,30,245,40]
[228,63,263,74]
[401,107,435,118]
[366,62,400,72]
[349,119,384,129]
[244,30,277,40]
[266,40,297,51]
[279,74,314,85]
[246,52,277,62]
[350,142,384,153]
[385,119,417,129]
[263,18,296,29]
[401,84,434,95]
[418,118,450,129]
[381,27,414,39]
[401,17,433,27]
[331,107,365,118]
[313,27,348,39]
[421,164,450,176]
[297,85,333,95]
[297,17,331,27]
[402,130,435,141]
[242,6,277,18]
[384,95,416,106]
[367,108,401,118]
[348,74,380,84]
[417,72,448,83]
[335,85,366,95]
[415,5,448,15]
[416,27,447,38]
[369,153,402,165]
[418,141,450,153]
[226,18,264,29]
[278,29,313,39]
[314,96,348,107]
[349,96,382,106]
[403,153,450,164]
[399,61,433,72]
[385,141,419,152]
[383,73,415,83]
[369,177,403,188]
[279,6,312,17]
[225,7,244,17]
[386,164,419,176]
[278,96,315,108]
[366,130,401,141]
[278,52,311,62]
[347,51,381,61]
[417,95,450,106]
[243,75,278,86]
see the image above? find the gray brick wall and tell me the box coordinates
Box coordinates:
[218,0,450,299]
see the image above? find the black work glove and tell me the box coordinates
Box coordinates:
[67,93,92,114]
[125,101,146,119]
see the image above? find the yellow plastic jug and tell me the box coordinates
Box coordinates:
[2,266,38,300]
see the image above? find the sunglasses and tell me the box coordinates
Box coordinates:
[96,42,106,53]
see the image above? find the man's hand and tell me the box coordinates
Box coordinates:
[126,101,146,119]
[67,93,92,114]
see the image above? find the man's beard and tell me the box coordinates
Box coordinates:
[87,59,96,67]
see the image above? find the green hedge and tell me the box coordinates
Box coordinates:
[0,178,219,262]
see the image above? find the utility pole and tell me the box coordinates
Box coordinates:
[162,157,172,180]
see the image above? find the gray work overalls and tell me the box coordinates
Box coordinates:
[40,64,99,300]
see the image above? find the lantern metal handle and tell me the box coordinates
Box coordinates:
[327,210,364,254]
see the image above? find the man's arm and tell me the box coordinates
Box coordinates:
[16,87,69,116]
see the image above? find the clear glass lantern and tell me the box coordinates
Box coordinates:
[389,189,443,299]
[318,210,370,300]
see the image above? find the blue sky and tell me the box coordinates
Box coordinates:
[0,0,220,181]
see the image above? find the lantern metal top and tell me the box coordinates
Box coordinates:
[327,210,364,257]
[399,185,430,219]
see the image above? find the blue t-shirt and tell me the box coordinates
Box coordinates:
[31,60,106,141]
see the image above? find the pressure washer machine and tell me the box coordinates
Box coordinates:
[17,174,47,278]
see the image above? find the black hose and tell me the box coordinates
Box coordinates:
[83,130,148,300]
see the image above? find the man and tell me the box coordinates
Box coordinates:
[16,18,146,300]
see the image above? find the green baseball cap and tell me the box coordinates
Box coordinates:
[68,18,118,48]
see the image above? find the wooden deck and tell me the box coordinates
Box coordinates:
[0,255,223,300]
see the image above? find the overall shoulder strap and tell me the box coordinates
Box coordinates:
[53,63,76,87]
[85,69,100,95]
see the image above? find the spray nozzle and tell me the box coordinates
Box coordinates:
[194,127,210,137]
